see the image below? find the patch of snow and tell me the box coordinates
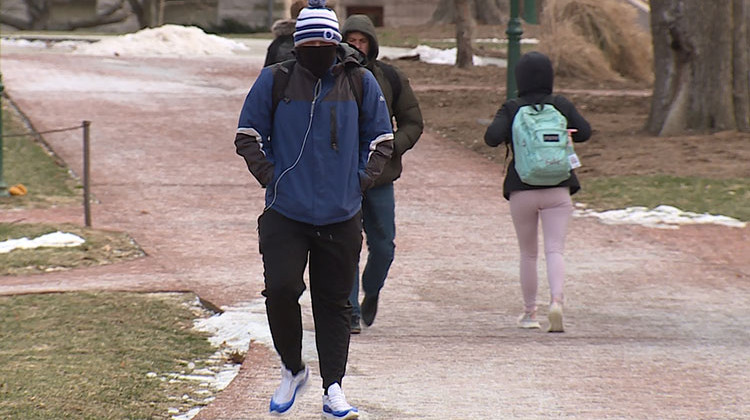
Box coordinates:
[433,37,540,44]
[170,296,317,419]
[1,38,49,49]
[380,44,507,67]
[574,204,746,229]
[172,407,202,420]
[72,25,249,57]
[0,231,85,253]
[3,26,513,66]
[192,298,318,362]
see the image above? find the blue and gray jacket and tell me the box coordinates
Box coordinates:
[235,47,394,226]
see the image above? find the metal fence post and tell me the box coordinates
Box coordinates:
[0,73,8,197]
[83,120,92,227]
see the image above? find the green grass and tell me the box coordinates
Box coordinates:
[0,104,225,419]
[576,175,750,221]
[1,103,78,207]
[0,103,143,277]
[0,292,219,419]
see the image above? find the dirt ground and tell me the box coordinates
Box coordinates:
[388,57,750,180]
[383,54,750,280]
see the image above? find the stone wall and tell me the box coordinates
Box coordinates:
[0,0,436,33]
[334,0,439,26]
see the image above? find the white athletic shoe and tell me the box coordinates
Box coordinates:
[269,364,309,415]
[322,382,359,419]
[548,302,564,333]
[517,311,541,329]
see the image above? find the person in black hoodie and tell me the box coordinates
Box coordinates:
[484,51,591,333]
[341,14,424,333]
[263,0,307,67]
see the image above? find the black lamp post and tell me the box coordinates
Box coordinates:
[506,0,538,100]
[0,73,8,197]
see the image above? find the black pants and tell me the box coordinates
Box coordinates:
[258,209,362,389]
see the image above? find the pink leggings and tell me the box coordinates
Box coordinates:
[509,187,573,313]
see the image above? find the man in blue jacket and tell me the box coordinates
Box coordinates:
[234,1,393,418]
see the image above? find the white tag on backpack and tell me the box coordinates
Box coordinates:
[568,152,581,169]
[566,129,581,169]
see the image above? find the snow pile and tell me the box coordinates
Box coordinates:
[73,25,249,57]
[433,37,540,44]
[1,38,48,49]
[380,44,506,67]
[180,297,317,419]
[574,204,746,229]
[0,231,85,253]
[192,298,317,362]
[193,300,268,354]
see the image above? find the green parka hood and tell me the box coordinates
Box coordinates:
[341,14,379,64]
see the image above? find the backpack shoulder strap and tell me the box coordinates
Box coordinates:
[272,59,296,113]
[376,61,402,105]
[504,98,523,162]
[343,66,364,121]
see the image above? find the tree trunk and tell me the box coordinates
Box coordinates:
[127,0,159,28]
[455,0,474,68]
[29,0,52,30]
[648,0,750,135]
[731,0,750,131]
[432,0,506,25]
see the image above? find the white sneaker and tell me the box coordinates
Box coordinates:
[269,364,309,415]
[517,312,541,329]
[322,382,359,419]
[548,302,564,333]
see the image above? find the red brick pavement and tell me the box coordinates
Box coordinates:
[1,50,748,419]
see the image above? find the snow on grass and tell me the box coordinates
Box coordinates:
[0,232,85,253]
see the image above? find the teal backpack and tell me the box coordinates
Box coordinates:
[511,100,576,186]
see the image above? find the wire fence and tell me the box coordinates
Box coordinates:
[1,121,93,227]
[0,124,83,138]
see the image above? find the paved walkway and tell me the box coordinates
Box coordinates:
[1,49,748,419]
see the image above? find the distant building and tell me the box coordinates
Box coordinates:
[334,0,438,27]
[0,0,439,33]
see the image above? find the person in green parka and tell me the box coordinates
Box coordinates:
[342,14,424,333]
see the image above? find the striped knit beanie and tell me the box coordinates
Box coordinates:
[293,0,342,46]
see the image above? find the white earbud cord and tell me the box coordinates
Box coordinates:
[265,79,322,212]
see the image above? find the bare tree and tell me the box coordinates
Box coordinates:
[432,0,507,24]
[127,0,157,28]
[455,0,474,68]
[648,0,750,135]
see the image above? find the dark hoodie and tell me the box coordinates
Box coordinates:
[484,51,592,200]
[264,19,296,67]
[341,14,380,64]
[516,51,554,97]
[341,14,424,187]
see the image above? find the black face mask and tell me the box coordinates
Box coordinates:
[295,45,337,79]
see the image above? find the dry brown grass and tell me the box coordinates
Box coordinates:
[539,0,653,83]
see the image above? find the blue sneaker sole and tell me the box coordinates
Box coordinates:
[269,370,309,415]
[322,407,360,419]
